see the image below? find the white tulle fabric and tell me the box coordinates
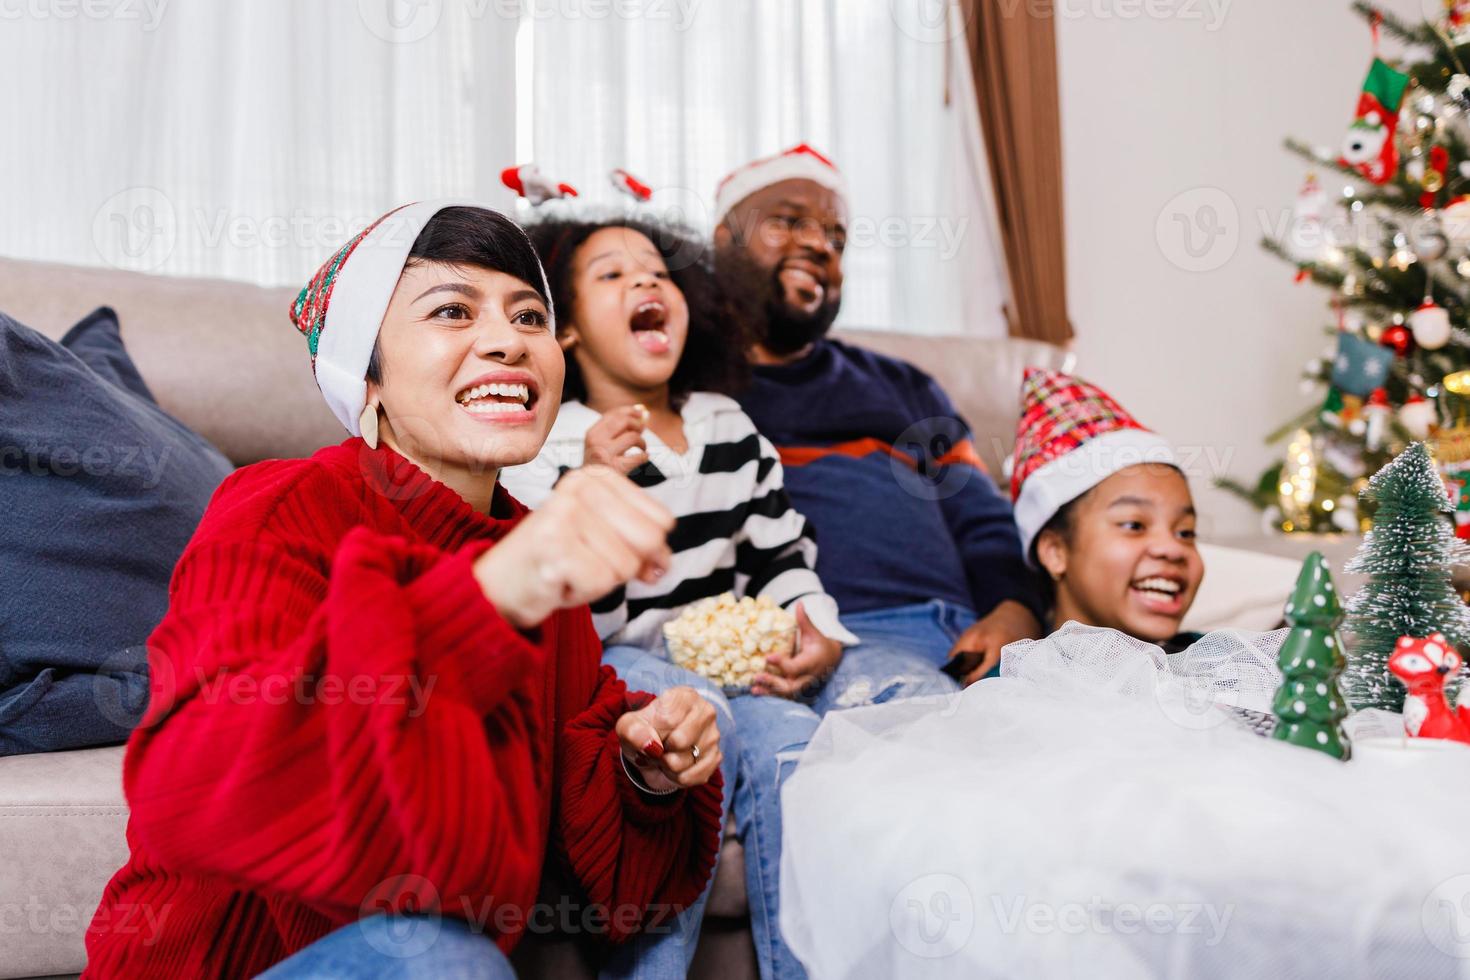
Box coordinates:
[779,623,1470,980]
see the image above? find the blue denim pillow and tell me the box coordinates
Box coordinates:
[0,307,233,755]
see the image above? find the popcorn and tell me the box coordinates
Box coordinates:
[663,593,797,694]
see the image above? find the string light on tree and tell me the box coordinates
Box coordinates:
[1278,428,1320,532]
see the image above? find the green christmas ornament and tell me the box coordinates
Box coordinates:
[1272,551,1351,760]
[1344,443,1470,711]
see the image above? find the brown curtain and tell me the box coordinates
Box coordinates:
[960,0,1074,344]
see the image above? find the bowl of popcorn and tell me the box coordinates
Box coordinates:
[663,593,797,696]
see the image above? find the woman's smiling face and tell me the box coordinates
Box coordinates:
[367,258,564,474]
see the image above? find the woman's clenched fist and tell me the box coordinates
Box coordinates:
[476,465,674,629]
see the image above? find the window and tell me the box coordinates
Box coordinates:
[1,0,1006,335]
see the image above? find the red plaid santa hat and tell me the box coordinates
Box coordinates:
[288,200,551,436]
[713,143,847,224]
[1011,368,1176,564]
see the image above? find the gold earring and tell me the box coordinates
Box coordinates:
[360,401,380,450]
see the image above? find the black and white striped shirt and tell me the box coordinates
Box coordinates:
[498,394,858,652]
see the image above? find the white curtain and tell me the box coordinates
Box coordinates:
[0,0,519,286]
[0,0,1007,335]
[520,0,1010,336]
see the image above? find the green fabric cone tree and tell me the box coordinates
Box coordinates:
[1344,442,1470,711]
[1273,551,1352,760]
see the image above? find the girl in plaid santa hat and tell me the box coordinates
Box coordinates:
[1011,368,1206,651]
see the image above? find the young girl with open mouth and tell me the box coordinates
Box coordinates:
[500,213,908,980]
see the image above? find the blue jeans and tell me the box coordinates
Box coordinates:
[603,606,960,980]
[259,914,514,979]
[835,598,982,679]
[601,645,823,980]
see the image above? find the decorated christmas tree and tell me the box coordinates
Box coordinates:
[1344,441,1470,710]
[1272,552,1351,760]
[1222,2,1470,533]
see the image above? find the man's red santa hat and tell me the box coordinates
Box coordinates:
[1011,368,1176,564]
[713,143,847,224]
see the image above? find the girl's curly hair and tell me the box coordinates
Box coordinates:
[525,212,755,406]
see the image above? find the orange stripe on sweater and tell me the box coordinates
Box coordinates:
[778,437,989,475]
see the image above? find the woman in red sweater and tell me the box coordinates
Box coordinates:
[82,202,724,979]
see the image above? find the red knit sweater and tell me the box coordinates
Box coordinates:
[82,439,723,979]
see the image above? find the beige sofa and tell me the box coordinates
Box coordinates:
[0,255,1073,979]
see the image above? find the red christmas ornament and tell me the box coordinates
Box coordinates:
[1380,323,1413,356]
[1389,634,1470,743]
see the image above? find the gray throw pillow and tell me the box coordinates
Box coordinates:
[0,307,233,755]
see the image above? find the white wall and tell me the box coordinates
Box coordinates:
[1056,0,1424,540]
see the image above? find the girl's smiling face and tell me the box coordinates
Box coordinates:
[560,226,690,399]
[368,259,564,474]
[1036,464,1205,643]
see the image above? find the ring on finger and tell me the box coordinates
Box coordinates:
[691,743,701,762]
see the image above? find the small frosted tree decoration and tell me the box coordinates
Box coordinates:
[1272,552,1350,761]
[1344,442,1470,712]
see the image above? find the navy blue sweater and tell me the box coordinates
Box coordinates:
[737,339,1041,621]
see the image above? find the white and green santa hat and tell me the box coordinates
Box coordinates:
[288,200,552,435]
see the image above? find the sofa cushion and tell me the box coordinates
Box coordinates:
[0,745,129,980]
[0,308,232,756]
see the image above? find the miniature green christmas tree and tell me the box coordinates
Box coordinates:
[1344,442,1470,711]
[1272,551,1351,761]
